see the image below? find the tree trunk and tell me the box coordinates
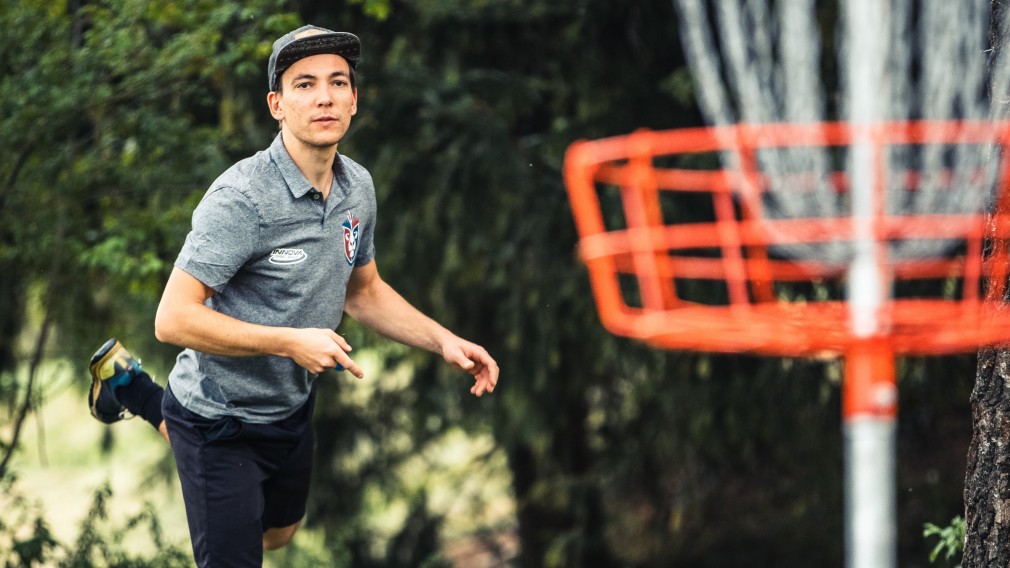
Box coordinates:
[964,3,1010,565]
[963,346,1010,566]
[507,390,619,568]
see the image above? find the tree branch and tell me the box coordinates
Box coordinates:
[0,186,66,480]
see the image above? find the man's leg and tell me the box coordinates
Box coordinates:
[257,388,315,552]
[89,339,310,558]
[263,522,301,551]
[162,385,272,567]
[88,338,169,443]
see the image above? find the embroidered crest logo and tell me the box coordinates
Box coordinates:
[342,211,360,266]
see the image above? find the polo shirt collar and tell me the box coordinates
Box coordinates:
[269,132,317,199]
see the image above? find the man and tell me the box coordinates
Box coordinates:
[85,24,498,567]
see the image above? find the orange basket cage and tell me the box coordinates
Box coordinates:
[564,121,1010,361]
[565,119,1010,568]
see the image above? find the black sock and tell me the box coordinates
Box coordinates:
[116,370,165,431]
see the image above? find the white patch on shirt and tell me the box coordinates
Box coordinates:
[269,248,308,265]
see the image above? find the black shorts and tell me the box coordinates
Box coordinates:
[162,384,316,568]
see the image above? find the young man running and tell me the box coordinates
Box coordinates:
[86,25,498,567]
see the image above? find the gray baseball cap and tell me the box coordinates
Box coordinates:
[267,25,360,91]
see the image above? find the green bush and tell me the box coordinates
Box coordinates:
[0,476,188,568]
[924,516,965,567]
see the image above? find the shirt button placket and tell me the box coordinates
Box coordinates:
[310,191,325,226]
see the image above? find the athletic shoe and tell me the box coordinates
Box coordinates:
[87,338,139,424]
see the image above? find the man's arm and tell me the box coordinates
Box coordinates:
[154,266,364,376]
[343,261,498,396]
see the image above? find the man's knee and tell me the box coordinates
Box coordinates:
[263,521,300,551]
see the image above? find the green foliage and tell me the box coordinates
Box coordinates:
[0,0,296,563]
[0,0,295,365]
[925,516,965,567]
[63,483,190,568]
[0,476,187,568]
[349,0,392,21]
[0,476,58,568]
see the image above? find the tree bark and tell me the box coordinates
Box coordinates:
[963,347,1010,566]
[964,3,1010,565]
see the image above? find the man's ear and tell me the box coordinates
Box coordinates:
[267,91,284,121]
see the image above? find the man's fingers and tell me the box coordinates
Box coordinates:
[442,342,498,397]
[445,349,473,371]
[331,353,364,379]
[467,362,498,396]
[475,359,498,390]
[333,335,353,353]
[316,330,362,377]
[471,375,495,397]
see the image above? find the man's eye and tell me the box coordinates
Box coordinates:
[296,82,311,89]
[332,80,347,87]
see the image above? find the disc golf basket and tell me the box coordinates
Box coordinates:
[564,120,1010,566]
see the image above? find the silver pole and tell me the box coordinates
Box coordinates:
[845,0,895,567]
[845,417,897,568]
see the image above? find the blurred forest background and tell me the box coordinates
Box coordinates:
[0,0,977,566]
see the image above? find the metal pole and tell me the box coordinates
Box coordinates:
[844,1,894,566]
[845,418,897,568]
[843,341,897,568]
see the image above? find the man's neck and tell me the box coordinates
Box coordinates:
[280,131,337,199]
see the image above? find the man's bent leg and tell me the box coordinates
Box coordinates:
[163,386,267,567]
[263,521,301,551]
[157,420,170,443]
[259,387,316,552]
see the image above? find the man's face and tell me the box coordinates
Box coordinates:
[268,53,358,149]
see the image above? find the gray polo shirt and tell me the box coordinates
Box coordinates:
[167,132,376,423]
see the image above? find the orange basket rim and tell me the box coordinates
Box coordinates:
[564,119,1010,357]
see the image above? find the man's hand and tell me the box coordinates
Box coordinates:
[440,338,499,397]
[343,262,498,394]
[283,328,364,378]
